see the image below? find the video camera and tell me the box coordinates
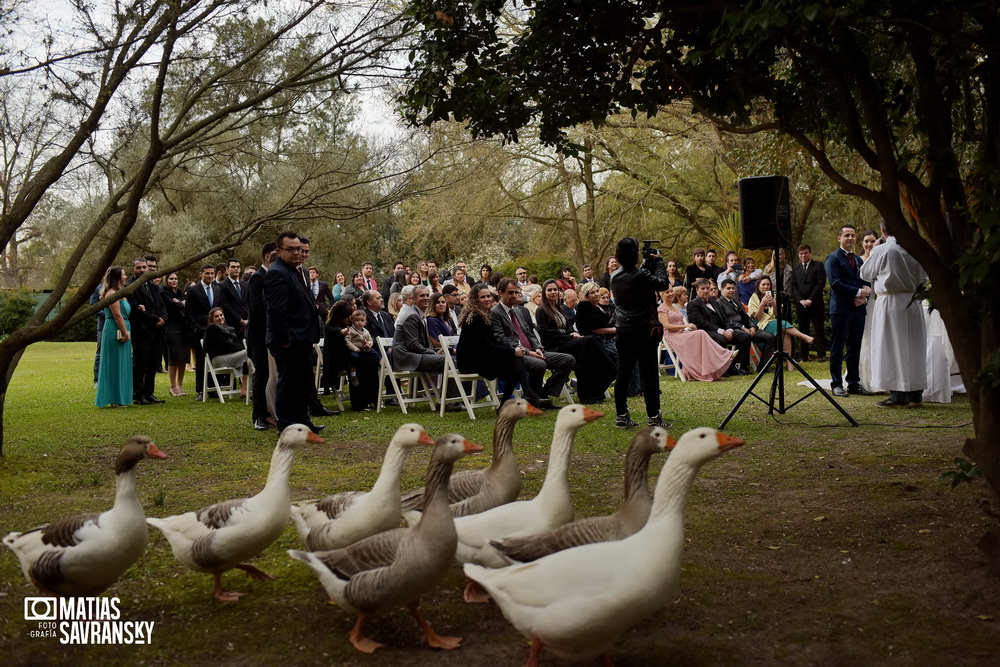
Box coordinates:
[641,240,661,262]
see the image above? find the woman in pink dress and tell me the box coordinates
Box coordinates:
[657,286,735,381]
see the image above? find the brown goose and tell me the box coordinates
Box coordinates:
[492,426,673,562]
[289,434,482,654]
[4,436,168,596]
[147,424,323,601]
[400,398,542,518]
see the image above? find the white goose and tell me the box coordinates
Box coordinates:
[464,427,744,665]
[289,434,482,654]
[493,425,673,562]
[400,398,542,519]
[453,405,602,599]
[4,436,168,596]
[291,423,433,551]
[147,424,323,601]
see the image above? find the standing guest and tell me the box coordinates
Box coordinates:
[480,263,493,284]
[665,260,684,288]
[765,247,794,321]
[427,269,443,294]
[144,255,167,376]
[457,282,541,405]
[184,264,218,401]
[392,285,446,372]
[217,257,248,339]
[360,261,379,292]
[332,272,347,302]
[425,292,454,349]
[308,267,334,322]
[684,248,712,297]
[748,276,815,371]
[90,273,108,386]
[598,256,620,290]
[296,235,340,418]
[857,229,880,390]
[204,307,252,397]
[161,272,190,397]
[704,249,722,280]
[265,231,325,433]
[715,251,741,288]
[860,223,928,407]
[826,225,874,398]
[657,286,734,381]
[536,279,615,404]
[737,256,762,305]
[610,238,673,428]
[126,257,165,405]
[380,261,405,301]
[246,242,276,430]
[790,244,827,361]
[579,263,596,284]
[555,266,577,293]
[345,271,366,301]
[95,266,132,408]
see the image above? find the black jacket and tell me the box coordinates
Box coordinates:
[610,257,671,333]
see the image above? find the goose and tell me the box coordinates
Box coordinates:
[289,434,482,653]
[493,425,674,563]
[147,424,323,601]
[465,426,744,665]
[453,404,602,600]
[291,424,433,551]
[400,398,543,519]
[4,436,168,596]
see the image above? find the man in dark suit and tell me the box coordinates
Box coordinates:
[143,254,168,399]
[718,278,775,369]
[246,243,275,430]
[441,284,462,331]
[362,289,395,341]
[380,261,404,301]
[491,278,572,405]
[825,225,874,397]
[265,232,324,432]
[126,257,166,404]
[217,257,248,339]
[687,278,753,375]
[307,266,334,323]
[791,244,827,361]
[391,285,445,372]
[184,264,219,400]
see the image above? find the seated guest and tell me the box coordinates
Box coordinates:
[204,307,252,396]
[686,278,753,375]
[387,292,402,319]
[716,251,741,289]
[747,275,814,371]
[575,281,618,360]
[391,285,445,372]
[447,266,471,294]
[344,271,366,301]
[479,263,493,284]
[427,269,443,294]
[425,291,454,349]
[717,278,777,371]
[597,287,615,319]
[388,269,407,295]
[658,287,735,381]
[361,289,395,341]
[457,283,546,406]
[561,288,579,330]
[555,266,577,293]
[522,283,543,323]
[535,279,615,404]
[325,301,379,411]
[737,256,762,305]
[441,283,462,332]
[492,278,573,404]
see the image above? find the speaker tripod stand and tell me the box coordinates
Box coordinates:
[718,251,858,429]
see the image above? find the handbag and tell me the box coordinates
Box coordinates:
[116,329,126,342]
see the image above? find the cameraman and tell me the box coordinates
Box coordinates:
[611,238,673,428]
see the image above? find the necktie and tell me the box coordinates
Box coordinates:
[206,283,213,307]
[846,251,856,269]
[312,282,318,298]
[232,280,241,299]
[509,309,533,349]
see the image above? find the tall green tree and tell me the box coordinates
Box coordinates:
[401,1,1000,556]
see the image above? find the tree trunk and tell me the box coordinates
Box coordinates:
[0,342,26,456]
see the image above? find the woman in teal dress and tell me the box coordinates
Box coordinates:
[747,275,814,371]
[95,266,133,407]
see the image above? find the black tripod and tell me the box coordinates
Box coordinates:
[718,247,858,429]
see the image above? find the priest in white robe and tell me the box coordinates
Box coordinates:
[859,223,928,407]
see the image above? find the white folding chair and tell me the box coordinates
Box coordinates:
[313,338,324,390]
[437,335,499,419]
[201,339,247,404]
[375,337,438,414]
[658,339,687,381]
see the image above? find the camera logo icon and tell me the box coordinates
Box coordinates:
[24,597,57,621]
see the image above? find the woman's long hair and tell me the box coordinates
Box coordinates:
[207,306,224,326]
[100,266,125,298]
[538,279,567,329]
[460,283,493,327]
[425,292,446,319]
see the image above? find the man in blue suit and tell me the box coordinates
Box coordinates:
[265,231,324,432]
[825,225,874,397]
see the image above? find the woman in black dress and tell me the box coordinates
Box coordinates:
[535,279,615,404]
[161,272,189,396]
[204,307,252,397]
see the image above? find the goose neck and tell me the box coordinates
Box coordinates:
[537,423,578,496]
[417,458,456,526]
[112,468,140,510]
[265,443,297,489]
[622,448,654,501]
[489,415,516,466]
[369,440,409,495]
[648,459,699,520]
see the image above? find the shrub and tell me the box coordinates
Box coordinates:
[0,290,37,337]
[500,253,575,284]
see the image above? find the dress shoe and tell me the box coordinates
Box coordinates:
[305,423,326,433]
[133,398,152,405]
[876,398,909,408]
[312,406,340,417]
[147,396,166,404]
[848,385,874,396]
[816,356,828,362]
[253,418,268,431]
[195,393,204,402]
[831,386,849,397]
[529,397,554,410]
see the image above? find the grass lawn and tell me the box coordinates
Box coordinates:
[1,342,997,665]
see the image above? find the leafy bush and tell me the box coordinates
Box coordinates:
[0,290,37,337]
[500,253,575,284]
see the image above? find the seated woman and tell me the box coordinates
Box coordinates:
[522,283,543,324]
[331,272,347,301]
[457,283,544,406]
[555,266,577,293]
[387,291,402,319]
[535,279,615,404]
[747,276,814,370]
[427,270,443,294]
[597,286,616,320]
[204,307,253,396]
[657,286,734,382]
[575,282,617,358]
[737,256,762,305]
[325,301,379,411]
[425,292,454,350]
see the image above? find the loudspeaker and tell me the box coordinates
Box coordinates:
[738,175,791,249]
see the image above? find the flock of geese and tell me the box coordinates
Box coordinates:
[4,399,743,664]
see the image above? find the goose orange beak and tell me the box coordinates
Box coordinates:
[716,432,744,451]
[582,408,604,423]
[146,443,169,459]
[418,431,435,446]
[665,435,678,449]
[525,403,544,417]
[307,430,325,444]
[464,440,483,454]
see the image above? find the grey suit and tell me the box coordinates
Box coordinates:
[491,303,574,397]
[391,312,445,372]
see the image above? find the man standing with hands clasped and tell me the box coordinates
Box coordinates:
[826,225,874,398]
